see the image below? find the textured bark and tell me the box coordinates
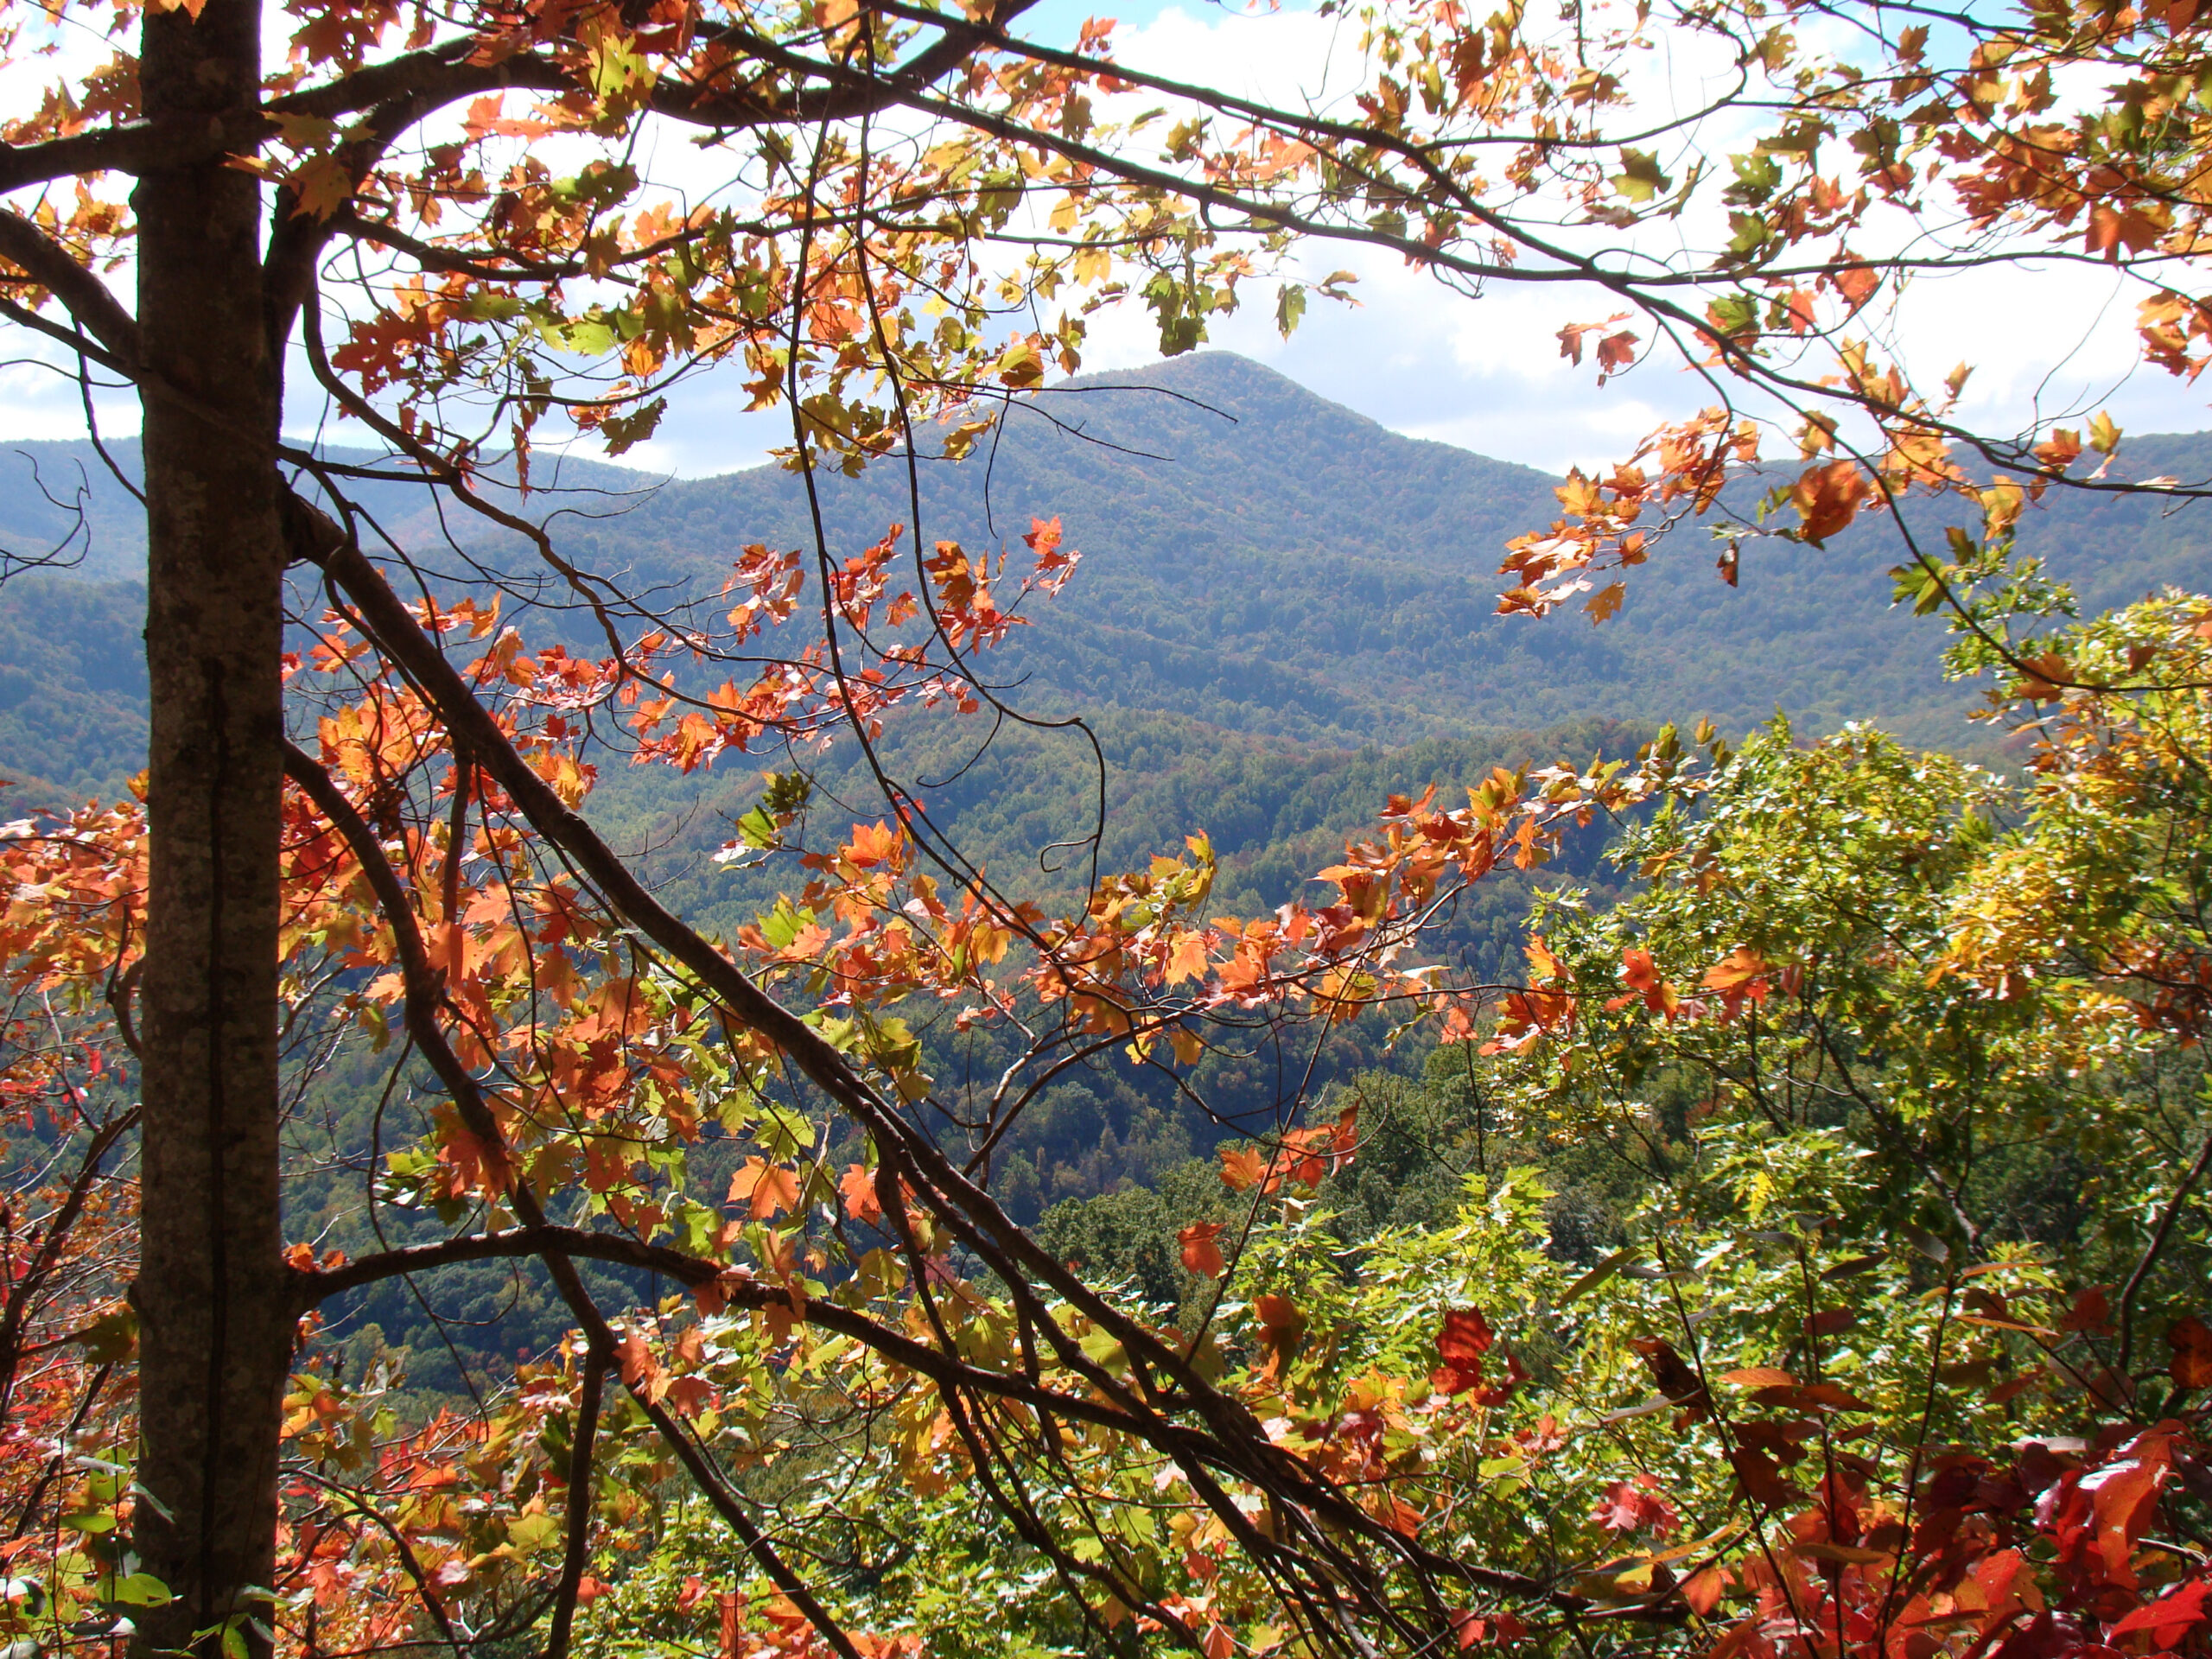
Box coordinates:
[128,0,292,1655]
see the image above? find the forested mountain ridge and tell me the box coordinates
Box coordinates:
[3,350,2209,817]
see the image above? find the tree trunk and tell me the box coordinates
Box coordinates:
[129,0,292,1654]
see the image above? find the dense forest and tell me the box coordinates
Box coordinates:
[12,352,2212,816]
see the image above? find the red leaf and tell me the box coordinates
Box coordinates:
[618,1328,658,1389]
[2169,1314,2212,1389]
[1592,1473,1680,1536]
[1449,1610,1528,1649]
[2109,1577,2212,1645]
[1438,1308,1496,1370]
[1179,1221,1226,1279]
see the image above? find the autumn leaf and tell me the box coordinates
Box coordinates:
[1679,1567,1730,1617]
[1702,946,1773,1019]
[2086,202,2166,260]
[838,1162,883,1228]
[1591,1474,1679,1536]
[2168,1314,2212,1390]
[1218,1144,1268,1192]
[1789,458,1870,546]
[618,1328,659,1390]
[1178,1221,1226,1278]
[1606,945,1680,1017]
[1433,1307,1498,1395]
[1585,581,1625,624]
[1630,1336,1709,1410]
[2110,1578,2212,1647]
[1437,1308,1495,1371]
[1253,1293,1307,1381]
[1164,928,1210,985]
[1557,312,1632,365]
[728,1157,801,1220]
[1449,1611,1528,1649]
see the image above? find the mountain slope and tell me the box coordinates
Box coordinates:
[4,351,2209,815]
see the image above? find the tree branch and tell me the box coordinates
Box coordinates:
[543,1339,607,1659]
[0,209,140,364]
[282,494,1572,1624]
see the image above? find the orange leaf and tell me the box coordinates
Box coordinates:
[618,1328,658,1389]
[1164,929,1210,985]
[1179,1221,1225,1279]
[1255,1294,1306,1341]
[1218,1145,1267,1192]
[728,1157,801,1221]
[1789,459,1869,545]
[838,1163,883,1228]
[1681,1566,1730,1617]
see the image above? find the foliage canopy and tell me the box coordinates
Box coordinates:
[4,0,2212,1653]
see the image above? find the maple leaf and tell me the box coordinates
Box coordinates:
[1679,1567,1730,1616]
[1164,928,1210,985]
[1452,1611,1529,1651]
[1178,1221,1225,1278]
[1591,1474,1679,1536]
[1833,263,1879,312]
[838,1162,884,1227]
[2086,201,2167,260]
[1218,1144,1268,1192]
[1789,458,1870,546]
[284,154,356,222]
[1557,312,1631,365]
[728,1157,801,1220]
[2015,652,2073,702]
[617,1328,659,1390]
[1702,946,1773,1020]
[1253,1294,1306,1361]
[1021,515,1081,595]
[1606,945,1680,1018]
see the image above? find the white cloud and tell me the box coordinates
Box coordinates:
[4,0,2209,485]
[1067,2,2212,478]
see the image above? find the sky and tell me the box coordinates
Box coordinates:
[3,0,2210,483]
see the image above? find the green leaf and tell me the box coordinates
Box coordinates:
[599,397,667,456]
[108,1574,172,1608]
[505,1512,562,1555]
[1611,147,1673,201]
[75,1306,137,1364]
[1560,1246,1639,1302]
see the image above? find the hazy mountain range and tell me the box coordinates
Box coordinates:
[3,351,2209,915]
